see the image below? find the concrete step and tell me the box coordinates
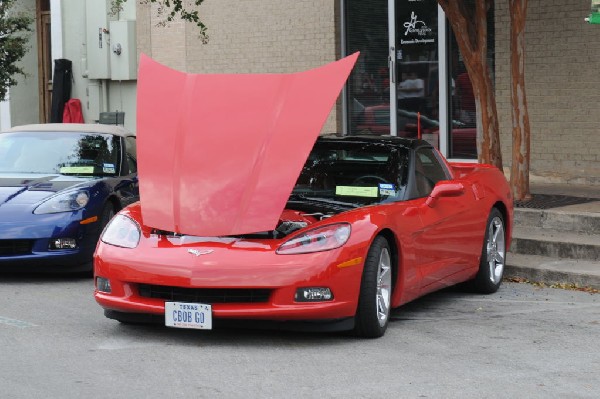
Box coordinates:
[510,226,600,261]
[505,253,600,289]
[507,185,600,287]
[514,208,600,235]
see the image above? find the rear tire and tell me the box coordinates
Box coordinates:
[470,208,506,294]
[353,236,393,338]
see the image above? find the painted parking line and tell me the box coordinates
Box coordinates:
[0,316,38,329]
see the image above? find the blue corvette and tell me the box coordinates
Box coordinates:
[0,123,138,272]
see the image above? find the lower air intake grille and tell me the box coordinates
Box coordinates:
[0,240,33,256]
[138,284,271,304]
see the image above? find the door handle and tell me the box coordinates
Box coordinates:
[389,46,396,84]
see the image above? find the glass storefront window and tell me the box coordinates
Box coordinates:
[344,0,390,136]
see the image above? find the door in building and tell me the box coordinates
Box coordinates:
[37,0,52,123]
[344,0,440,143]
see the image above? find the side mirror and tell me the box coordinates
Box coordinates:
[425,181,465,207]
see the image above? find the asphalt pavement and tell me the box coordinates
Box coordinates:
[1,277,599,398]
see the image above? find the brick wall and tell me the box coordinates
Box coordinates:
[495,1,600,184]
[137,2,188,72]
[136,0,341,133]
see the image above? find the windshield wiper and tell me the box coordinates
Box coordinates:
[288,193,361,208]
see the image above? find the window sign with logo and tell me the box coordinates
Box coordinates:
[401,11,435,46]
[587,0,600,24]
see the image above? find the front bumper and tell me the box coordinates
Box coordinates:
[0,217,100,272]
[94,239,367,324]
[0,249,93,272]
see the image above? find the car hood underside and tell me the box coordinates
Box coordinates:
[136,53,358,237]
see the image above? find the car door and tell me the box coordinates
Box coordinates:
[411,147,482,292]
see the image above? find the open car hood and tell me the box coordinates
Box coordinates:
[137,53,358,236]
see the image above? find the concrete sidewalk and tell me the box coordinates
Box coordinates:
[505,183,600,289]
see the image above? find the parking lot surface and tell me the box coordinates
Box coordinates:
[1,276,598,398]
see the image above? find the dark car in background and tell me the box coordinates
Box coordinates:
[0,123,138,272]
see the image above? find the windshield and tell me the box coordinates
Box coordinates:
[0,131,121,176]
[292,140,408,206]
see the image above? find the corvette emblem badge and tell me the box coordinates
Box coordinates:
[188,249,214,257]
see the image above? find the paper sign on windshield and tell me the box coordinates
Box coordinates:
[60,166,94,174]
[336,186,379,198]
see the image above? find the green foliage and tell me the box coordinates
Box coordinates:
[0,0,33,102]
[112,0,208,44]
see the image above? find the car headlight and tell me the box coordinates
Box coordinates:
[100,214,141,248]
[276,223,351,255]
[34,190,90,214]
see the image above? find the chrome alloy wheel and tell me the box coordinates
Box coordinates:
[376,247,392,327]
[486,216,506,285]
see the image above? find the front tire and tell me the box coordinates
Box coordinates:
[354,236,393,338]
[471,208,506,294]
[98,202,116,234]
[87,202,115,275]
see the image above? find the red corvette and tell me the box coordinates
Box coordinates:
[93,55,513,338]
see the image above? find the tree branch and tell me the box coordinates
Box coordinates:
[113,0,209,43]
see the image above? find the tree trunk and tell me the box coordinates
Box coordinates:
[437,0,503,170]
[509,0,531,201]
